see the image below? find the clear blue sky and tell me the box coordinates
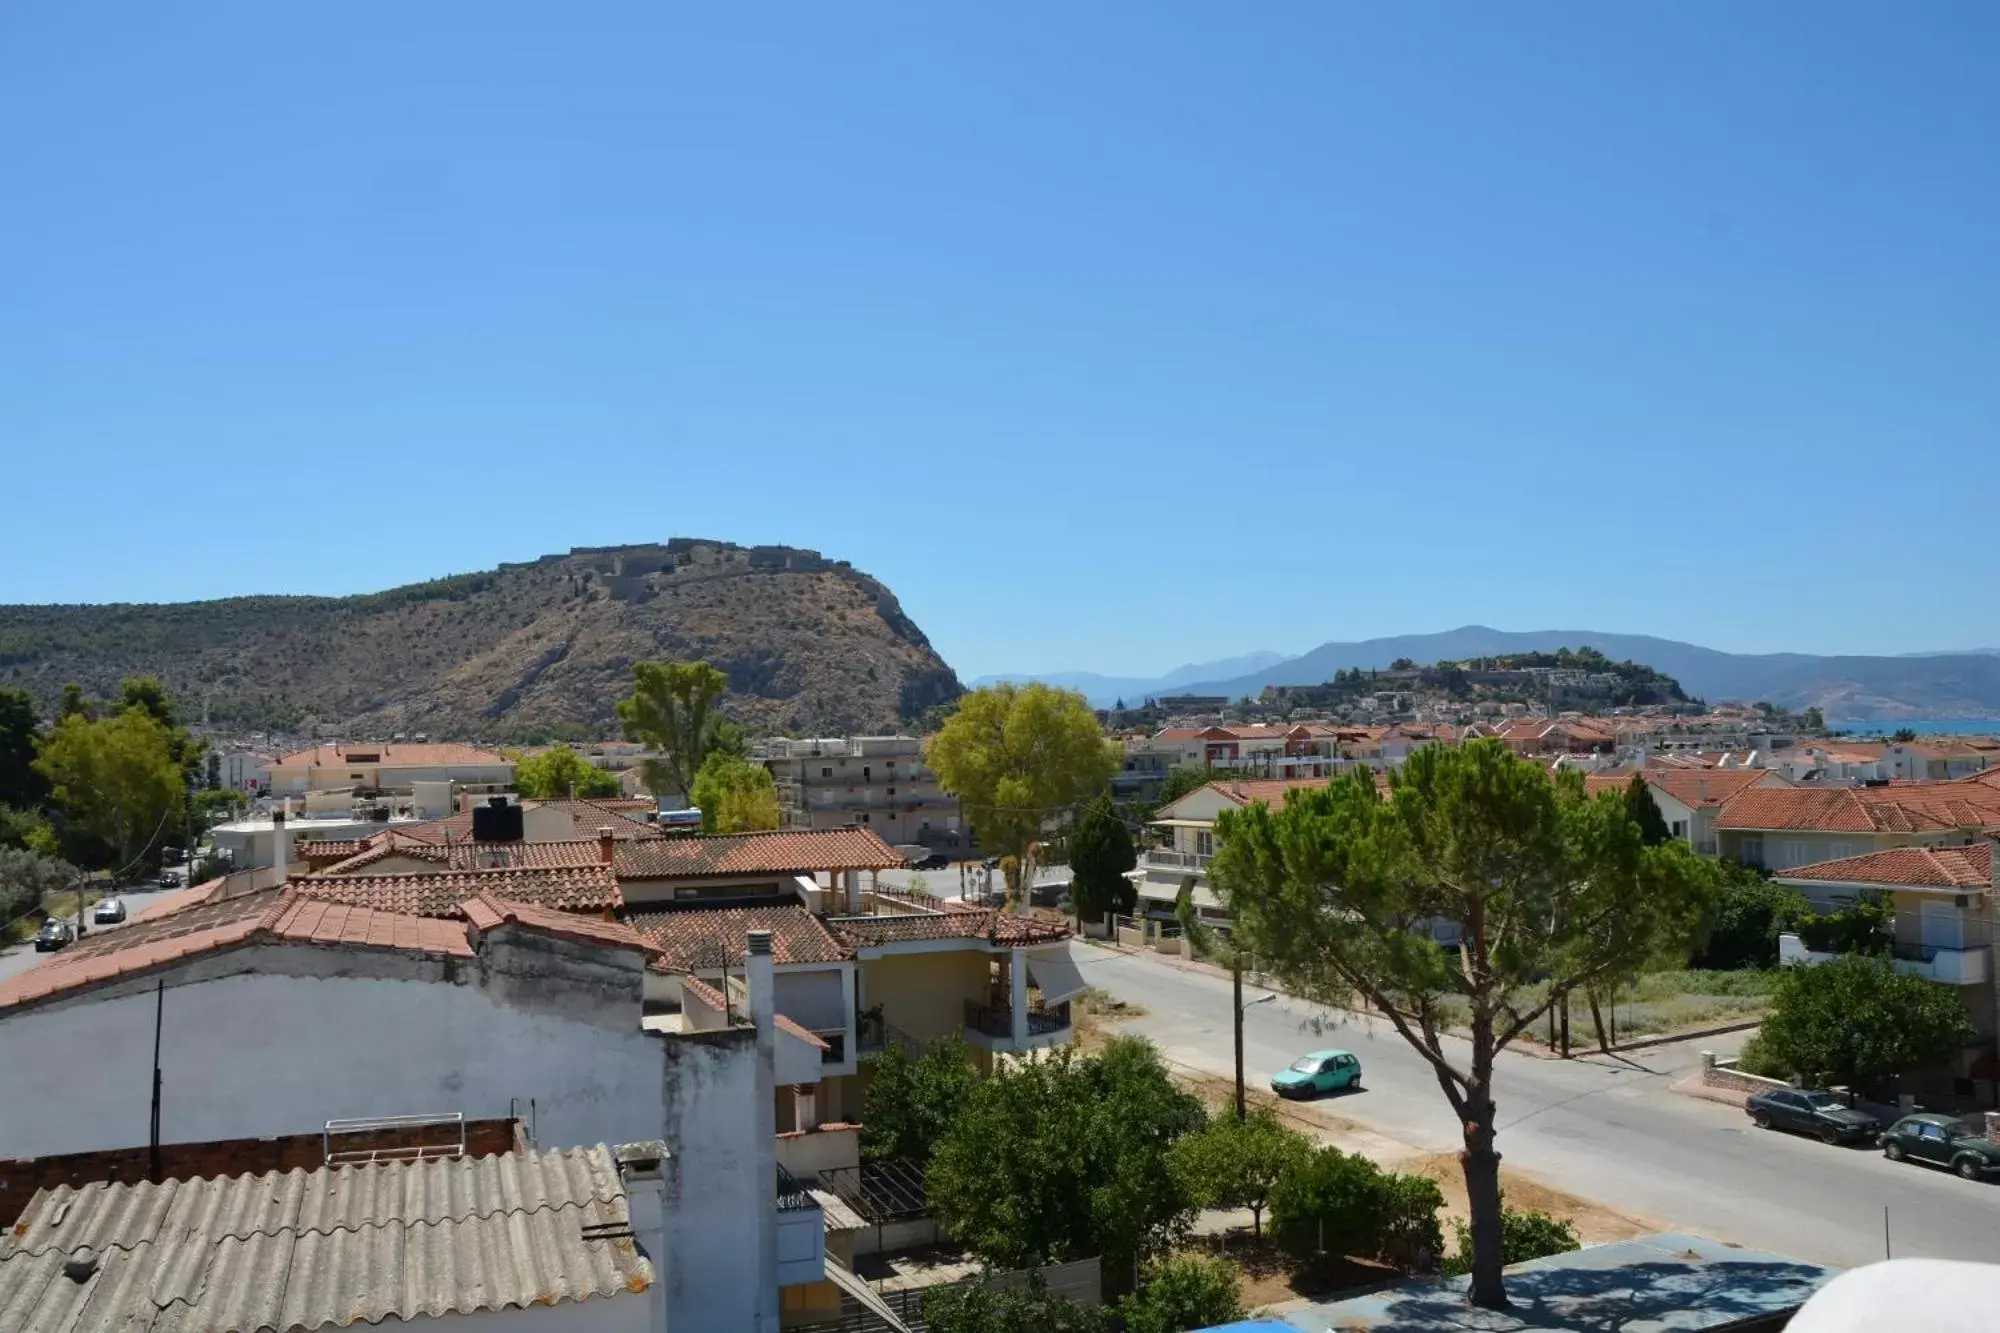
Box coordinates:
[3,3,1995,680]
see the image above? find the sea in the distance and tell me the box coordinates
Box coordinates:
[1829,718,2000,736]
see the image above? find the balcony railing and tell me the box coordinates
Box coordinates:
[1142,848,1211,870]
[776,1163,819,1212]
[963,999,1072,1040]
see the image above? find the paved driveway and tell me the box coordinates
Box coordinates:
[1078,943,2000,1271]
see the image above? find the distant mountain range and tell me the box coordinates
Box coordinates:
[997,627,2000,722]
[969,651,1287,706]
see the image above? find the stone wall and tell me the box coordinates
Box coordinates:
[1700,1051,1793,1095]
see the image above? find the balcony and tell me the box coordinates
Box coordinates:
[962,998,1072,1052]
[1891,940,1991,986]
[1141,848,1212,871]
[774,1163,825,1285]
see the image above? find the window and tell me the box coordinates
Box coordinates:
[821,767,832,778]
[863,766,871,780]
[1195,830,1214,857]
[1921,1123,1948,1142]
[1670,820,1687,839]
[859,813,869,823]
[887,787,896,797]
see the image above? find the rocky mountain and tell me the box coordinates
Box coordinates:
[0,540,962,741]
[1164,627,2000,722]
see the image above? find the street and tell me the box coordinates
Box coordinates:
[1077,943,2000,1271]
[0,884,188,986]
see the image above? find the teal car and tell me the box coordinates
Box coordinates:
[1271,1050,1362,1098]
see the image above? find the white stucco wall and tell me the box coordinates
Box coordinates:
[433,1294,653,1333]
[0,954,667,1161]
[660,1027,771,1332]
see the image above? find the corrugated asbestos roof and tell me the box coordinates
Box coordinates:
[0,1146,652,1332]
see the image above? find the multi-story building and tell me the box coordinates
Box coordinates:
[755,736,964,853]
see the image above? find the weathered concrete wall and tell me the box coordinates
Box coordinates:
[775,1123,859,1180]
[659,1026,769,1332]
[0,939,665,1160]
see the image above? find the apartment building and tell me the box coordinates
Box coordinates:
[756,735,964,853]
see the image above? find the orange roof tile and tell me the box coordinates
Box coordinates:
[298,865,622,918]
[830,909,1070,949]
[614,827,904,880]
[776,1013,830,1049]
[627,903,851,969]
[0,889,472,1013]
[320,834,609,876]
[1719,782,2000,834]
[1779,842,1992,890]
[460,891,658,956]
[1642,769,1777,808]
[1207,777,1338,811]
[397,798,660,846]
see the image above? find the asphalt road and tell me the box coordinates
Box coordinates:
[1078,943,2000,1271]
[0,885,187,986]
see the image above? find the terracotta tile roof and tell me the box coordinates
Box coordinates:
[626,903,852,969]
[681,974,728,1009]
[296,837,370,869]
[1719,782,2000,834]
[127,877,229,923]
[776,1013,830,1049]
[1208,777,1337,811]
[1779,842,1993,890]
[298,865,623,918]
[460,891,659,956]
[830,909,1071,949]
[320,834,609,876]
[270,742,512,770]
[0,889,471,1013]
[614,827,905,880]
[1644,769,1777,808]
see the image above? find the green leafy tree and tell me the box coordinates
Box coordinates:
[688,752,782,833]
[1691,863,1805,970]
[34,710,186,872]
[1892,728,1918,744]
[1169,1107,1311,1237]
[0,806,53,853]
[57,684,91,721]
[0,688,45,809]
[190,788,249,837]
[1442,1206,1578,1276]
[1068,795,1136,924]
[921,1275,1109,1333]
[860,1035,981,1164]
[513,746,623,799]
[0,847,79,927]
[1211,740,1713,1308]
[1118,1255,1244,1333]
[927,1037,1204,1276]
[1622,774,1672,847]
[1268,1145,1395,1268]
[1759,954,1973,1091]
[117,676,203,779]
[615,660,732,800]
[926,683,1116,893]
[1154,766,1225,809]
[1802,706,1826,732]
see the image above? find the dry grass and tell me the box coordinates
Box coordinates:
[1405,1152,1653,1247]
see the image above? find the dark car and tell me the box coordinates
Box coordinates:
[1746,1087,1881,1144]
[33,919,74,952]
[1881,1113,2000,1180]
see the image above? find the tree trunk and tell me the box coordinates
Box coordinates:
[1587,989,1609,1054]
[1461,1022,1508,1309]
[1251,1203,1262,1238]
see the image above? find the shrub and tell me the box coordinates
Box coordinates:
[1268,1147,1388,1268]
[1691,864,1806,970]
[860,1035,979,1165]
[1442,1207,1579,1276]
[920,1275,1110,1333]
[1376,1172,1448,1274]
[1734,1032,1793,1081]
[1118,1255,1244,1333]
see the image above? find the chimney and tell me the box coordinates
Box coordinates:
[615,1141,673,1333]
[271,808,290,883]
[1698,778,1709,804]
[598,826,616,866]
[745,930,780,1333]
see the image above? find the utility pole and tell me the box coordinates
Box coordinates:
[149,976,165,1181]
[1234,958,1246,1121]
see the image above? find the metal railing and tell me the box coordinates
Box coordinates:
[776,1163,820,1212]
[963,999,1072,1040]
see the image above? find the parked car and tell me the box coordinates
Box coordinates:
[155,870,183,888]
[33,919,74,952]
[1745,1088,1882,1143]
[93,897,127,925]
[1272,1050,1363,1098]
[1880,1114,2000,1180]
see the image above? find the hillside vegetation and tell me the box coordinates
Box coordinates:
[0,541,961,741]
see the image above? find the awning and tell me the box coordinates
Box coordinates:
[1026,942,1090,1005]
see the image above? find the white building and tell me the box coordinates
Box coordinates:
[0,885,801,1332]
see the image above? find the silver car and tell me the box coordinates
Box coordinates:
[92,897,127,925]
